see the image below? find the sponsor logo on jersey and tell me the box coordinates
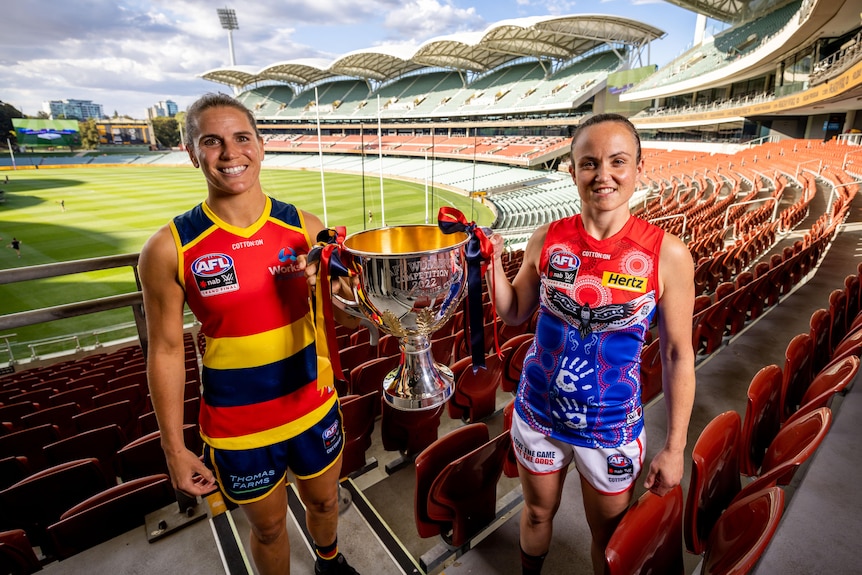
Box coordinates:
[270,247,303,277]
[547,251,580,285]
[192,253,240,296]
[607,454,634,476]
[602,271,647,293]
[322,419,342,453]
[626,405,643,425]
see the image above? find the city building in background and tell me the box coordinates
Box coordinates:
[42,99,104,120]
[146,99,178,120]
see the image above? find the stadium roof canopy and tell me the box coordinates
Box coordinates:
[662,0,794,24]
[200,14,664,92]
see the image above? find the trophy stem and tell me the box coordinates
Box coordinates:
[383,334,454,411]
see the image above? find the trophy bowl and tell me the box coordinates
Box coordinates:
[341,224,469,410]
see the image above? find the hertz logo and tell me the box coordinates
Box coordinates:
[602,271,646,293]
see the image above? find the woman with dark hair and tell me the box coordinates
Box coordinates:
[140,93,358,575]
[487,113,695,574]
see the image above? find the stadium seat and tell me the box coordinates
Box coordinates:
[0,529,41,575]
[500,334,534,393]
[349,354,400,417]
[339,392,376,478]
[0,457,31,491]
[809,308,832,375]
[43,424,126,485]
[414,423,489,539]
[72,400,137,439]
[380,399,443,457]
[780,333,813,422]
[447,352,503,423]
[501,399,518,478]
[0,424,60,472]
[639,337,663,405]
[739,365,783,477]
[19,402,80,439]
[786,355,859,423]
[605,485,685,575]
[426,429,510,547]
[0,458,109,552]
[116,424,201,483]
[733,407,833,503]
[701,487,784,575]
[49,385,96,411]
[684,410,742,556]
[46,474,176,560]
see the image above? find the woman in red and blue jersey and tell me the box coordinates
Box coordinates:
[487,113,696,575]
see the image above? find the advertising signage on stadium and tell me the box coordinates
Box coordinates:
[12,119,81,148]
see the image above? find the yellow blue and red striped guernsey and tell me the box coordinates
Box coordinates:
[171,196,336,450]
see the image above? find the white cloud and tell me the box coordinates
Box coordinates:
[382,0,484,41]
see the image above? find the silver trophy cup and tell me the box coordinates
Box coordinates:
[341,225,469,410]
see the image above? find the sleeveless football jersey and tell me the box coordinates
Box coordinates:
[171,196,336,450]
[515,214,663,448]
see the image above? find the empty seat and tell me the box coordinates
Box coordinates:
[380,399,443,456]
[49,385,96,412]
[116,424,201,482]
[701,487,785,575]
[639,337,663,405]
[0,424,60,472]
[0,458,109,551]
[43,424,126,485]
[0,457,31,491]
[605,485,685,575]
[809,308,832,374]
[734,407,833,502]
[72,400,136,439]
[447,353,503,423]
[349,354,400,416]
[0,529,41,575]
[739,365,782,477]
[685,411,741,556]
[20,402,80,439]
[500,334,534,393]
[780,333,813,422]
[339,392,376,478]
[46,474,176,559]
[414,423,489,539]
[426,429,510,547]
[789,355,859,420]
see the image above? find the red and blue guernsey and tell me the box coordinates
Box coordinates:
[516,214,663,448]
[171,196,336,451]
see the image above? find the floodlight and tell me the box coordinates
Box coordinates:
[216,8,239,66]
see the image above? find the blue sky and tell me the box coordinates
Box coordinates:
[1,0,720,119]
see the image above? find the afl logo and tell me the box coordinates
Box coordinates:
[547,251,579,285]
[607,454,633,476]
[192,253,234,276]
[550,252,580,271]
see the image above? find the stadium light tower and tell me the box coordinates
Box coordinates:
[217,7,239,66]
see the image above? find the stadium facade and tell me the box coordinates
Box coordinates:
[199,0,861,147]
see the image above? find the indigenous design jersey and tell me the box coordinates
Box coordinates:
[171,196,336,450]
[516,214,663,448]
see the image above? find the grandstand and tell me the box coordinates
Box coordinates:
[2,1,862,574]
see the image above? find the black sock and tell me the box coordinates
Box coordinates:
[521,545,547,575]
[315,538,339,570]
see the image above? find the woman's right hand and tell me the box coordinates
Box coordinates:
[165,447,217,497]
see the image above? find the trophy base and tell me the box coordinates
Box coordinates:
[383,361,455,411]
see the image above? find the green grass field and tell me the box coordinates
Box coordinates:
[0,164,493,359]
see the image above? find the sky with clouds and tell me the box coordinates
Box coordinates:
[1,0,719,119]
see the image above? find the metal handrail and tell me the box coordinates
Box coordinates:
[0,253,147,362]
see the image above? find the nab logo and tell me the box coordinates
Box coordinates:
[607,454,633,476]
[550,252,579,271]
[192,254,234,276]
